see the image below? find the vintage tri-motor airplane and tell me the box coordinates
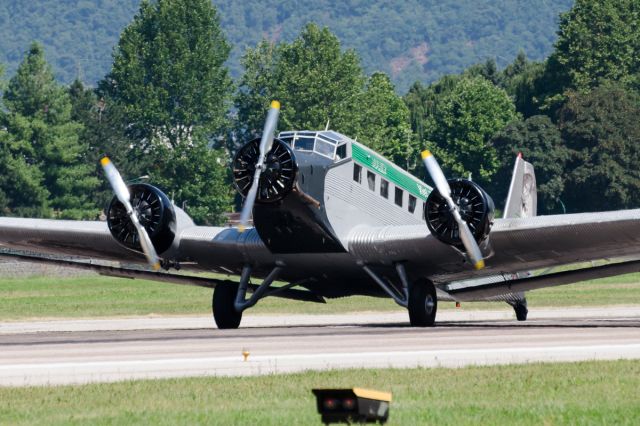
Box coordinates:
[2,100,640,329]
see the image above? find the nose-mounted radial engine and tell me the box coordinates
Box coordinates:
[232,138,297,204]
[424,178,495,248]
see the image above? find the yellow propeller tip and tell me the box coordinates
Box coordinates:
[474,260,485,270]
[151,262,161,271]
[270,100,280,110]
[100,157,111,166]
[421,150,432,159]
[237,225,246,233]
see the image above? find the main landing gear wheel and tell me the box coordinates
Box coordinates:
[213,282,242,329]
[512,300,528,321]
[408,279,438,327]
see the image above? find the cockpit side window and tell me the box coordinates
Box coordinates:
[294,137,315,151]
[336,144,347,160]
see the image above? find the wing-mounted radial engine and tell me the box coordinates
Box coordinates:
[424,178,495,248]
[421,150,493,269]
[232,137,297,204]
[106,183,177,255]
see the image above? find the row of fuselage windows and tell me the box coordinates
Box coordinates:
[353,163,418,214]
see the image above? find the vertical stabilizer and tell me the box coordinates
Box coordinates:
[503,154,537,218]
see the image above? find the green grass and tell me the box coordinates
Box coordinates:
[0,360,638,425]
[1,273,640,320]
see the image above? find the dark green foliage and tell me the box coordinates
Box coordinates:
[359,73,415,172]
[150,139,233,225]
[491,115,568,213]
[1,43,99,219]
[68,80,146,211]
[419,76,519,185]
[235,25,412,171]
[95,0,235,224]
[558,83,640,212]
[235,24,364,145]
[0,1,572,92]
[101,0,232,148]
[550,0,640,92]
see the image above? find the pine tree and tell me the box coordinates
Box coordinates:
[2,43,99,219]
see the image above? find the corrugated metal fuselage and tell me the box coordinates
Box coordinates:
[249,140,432,298]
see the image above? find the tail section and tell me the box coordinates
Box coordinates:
[503,153,537,219]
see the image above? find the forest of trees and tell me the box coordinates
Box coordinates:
[0,0,639,224]
[0,0,573,92]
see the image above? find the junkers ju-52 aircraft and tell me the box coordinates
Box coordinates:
[2,100,640,329]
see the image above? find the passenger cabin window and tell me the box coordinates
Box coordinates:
[353,163,362,183]
[408,195,417,213]
[367,171,376,191]
[394,187,403,207]
[380,179,389,199]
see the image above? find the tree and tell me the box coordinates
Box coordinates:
[359,72,415,171]
[101,0,233,149]
[151,137,234,225]
[549,0,640,92]
[235,24,365,143]
[404,75,462,144]
[68,80,147,210]
[558,83,640,212]
[2,43,98,219]
[421,76,518,185]
[490,115,568,213]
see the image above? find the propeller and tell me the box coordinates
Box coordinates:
[101,157,161,271]
[238,100,281,231]
[421,150,485,270]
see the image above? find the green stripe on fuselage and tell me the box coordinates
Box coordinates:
[351,143,432,201]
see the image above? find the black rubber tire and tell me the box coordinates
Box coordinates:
[514,302,528,321]
[212,282,242,329]
[408,279,437,327]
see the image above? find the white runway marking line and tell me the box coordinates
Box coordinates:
[2,343,640,372]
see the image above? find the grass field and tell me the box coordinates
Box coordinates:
[0,360,638,425]
[1,272,640,320]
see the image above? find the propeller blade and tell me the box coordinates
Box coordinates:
[421,150,485,270]
[101,157,161,271]
[238,100,281,232]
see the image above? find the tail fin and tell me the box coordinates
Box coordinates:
[503,153,537,218]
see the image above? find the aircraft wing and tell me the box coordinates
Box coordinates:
[347,208,640,286]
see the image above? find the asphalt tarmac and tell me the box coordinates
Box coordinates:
[1,307,639,387]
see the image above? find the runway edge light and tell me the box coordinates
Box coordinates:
[312,388,392,424]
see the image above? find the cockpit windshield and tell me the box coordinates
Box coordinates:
[278,131,348,161]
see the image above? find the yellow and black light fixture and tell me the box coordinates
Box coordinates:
[312,388,392,424]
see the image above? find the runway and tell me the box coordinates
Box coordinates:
[1,307,639,387]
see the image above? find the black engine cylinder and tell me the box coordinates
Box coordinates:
[232,138,297,204]
[424,179,494,247]
[106,183,176,254]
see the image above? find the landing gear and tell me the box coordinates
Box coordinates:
[509,299,528,321]
[408,279,438,327]
[212,264,284,329]
[213,282,242,329]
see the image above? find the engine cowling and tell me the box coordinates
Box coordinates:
[106,183,176,254]
[425,179,494,247]
[232,138,297,204]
